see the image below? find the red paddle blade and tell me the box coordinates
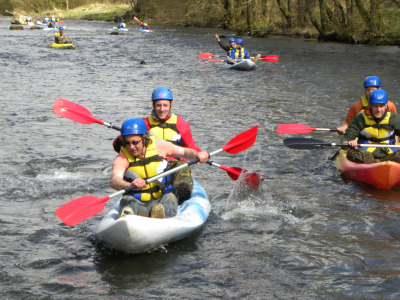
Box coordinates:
[222,125,258,154]
[200,53,214,59]
[243,171,265,187]
[261,55,278,62]
[53,98,104,125]
[276,124,316,134]
[56,195,110,226]
[218,165,242,180]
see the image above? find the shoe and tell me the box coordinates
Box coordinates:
[252,54,261,62]
[119,206,133,218]
[151,203,165,219]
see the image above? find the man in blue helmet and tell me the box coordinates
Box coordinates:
[343,89,400,163]
[110,118,209,218]
[337,76,397,135]
[140,20,150,30]
[116,18,126,29]
[54,27,70,44]
[227,38,261,64]
[215,34,236,55]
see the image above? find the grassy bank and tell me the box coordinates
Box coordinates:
[44,4,131,22]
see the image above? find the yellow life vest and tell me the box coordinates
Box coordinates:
[54,32,64,43]
[359,111,396,154]
[120,136,170,201]
[148,114,182,146]
[234,48,245,60]
[361,96,368,109]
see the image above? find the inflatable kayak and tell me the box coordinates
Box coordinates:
[225,59,256,71]
[43,27,62,31]
[139,28,153,33]
[49,42,75,49]
[111,27,128,35]
[333,149,400,189]
[95,179,210,254]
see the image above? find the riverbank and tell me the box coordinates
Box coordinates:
[8,3,400,45]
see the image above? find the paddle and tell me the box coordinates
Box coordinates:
[205,57,277,63]
[53,98,121,130]
[283,137,400,150]
[54,98,257,182]
[201,53,279,62]
[206,160,265,186]
[56,125,258,226]
[277,124,338,134]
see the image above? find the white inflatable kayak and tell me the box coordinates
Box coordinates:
[111,27,128,35]
[225,59,256,71]
[95,179,210,254]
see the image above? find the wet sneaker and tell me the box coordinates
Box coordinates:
[252,54,261,62]
[151,203,165,219]
[119,206,133,218]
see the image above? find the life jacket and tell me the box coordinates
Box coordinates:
[361,96,369,109]
[121,136,173,201]
[118,22,125,28]
[54,32,64,43]
[141,23,149,29]
[358,111,397,154]
[234,48,245,60]
[148,114,182,146]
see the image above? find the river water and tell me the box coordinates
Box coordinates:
[2,17,400,299]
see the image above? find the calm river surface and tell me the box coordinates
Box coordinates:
[1,17,400,299]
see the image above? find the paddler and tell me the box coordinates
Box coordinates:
[215,34,236,55]
[343,89,400,164]
[48,16,56,28]
[113,86,202,203]
[140,20,150,30]
[226,39,261,64]
[337,76,397,135]
[54,27,70,44]
[110,118,209,219]
[116,18,126,29]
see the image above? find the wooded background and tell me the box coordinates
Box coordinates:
[2,0,400,44]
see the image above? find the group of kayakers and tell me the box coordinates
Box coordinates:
[110,87,208,219]
[337,76,400,164]
[215,33,261,64]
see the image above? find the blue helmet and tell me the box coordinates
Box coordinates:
[364,76,381,88]
[144,20,147,23]
[59,26,63,31]
[152,86,173,101]
[229,38,236,43]
[369,89,388,104]
[121,118,147,135]
[236,39,244,45]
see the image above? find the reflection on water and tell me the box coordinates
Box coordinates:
[1,16,400,298]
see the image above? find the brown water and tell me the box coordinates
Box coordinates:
[2,17,400,299]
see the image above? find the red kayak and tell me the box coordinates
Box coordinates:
[333,149,400,189]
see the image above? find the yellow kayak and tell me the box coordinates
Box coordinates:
[49,42,75,49]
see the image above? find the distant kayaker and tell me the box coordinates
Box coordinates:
[110,118,209,219]
[48,16,56,28]
[215,34,236,55]
[227,39,261,64]
[54,27,70,44]
[343,89,400,164]
[26,15,32,24]
[116,18,126,29]
[140,20,150,30]
[337,76,397,135]
[113,86,203,203]
[44,15,49,23]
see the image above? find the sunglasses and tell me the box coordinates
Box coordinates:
[125,139,142,146]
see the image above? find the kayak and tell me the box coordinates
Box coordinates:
[139,28,153,33]
[225,59,256,71]
[49,42,75,49]
[43,27,61,31]
[111,27,128,35]
[95,179,210,254]
[333,149,400,189]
